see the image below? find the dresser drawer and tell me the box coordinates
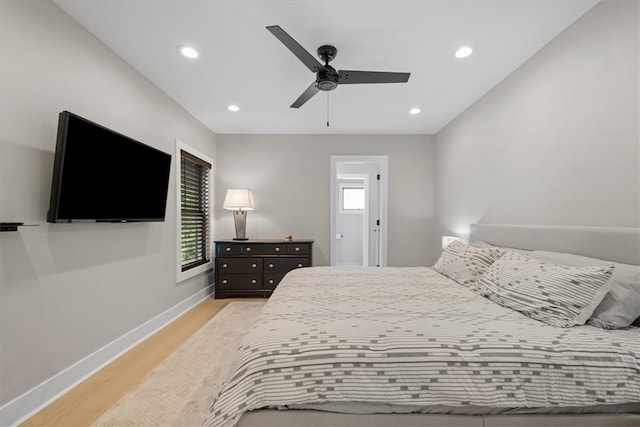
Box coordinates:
[217,258,263,274]
[286,244,310,255]
[264,257,310,274]
[263,274,286,290]
[217,275,262,290]
[242,243,286,256]
[217,244,241,256]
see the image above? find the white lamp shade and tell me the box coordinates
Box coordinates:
[223,189,255,211]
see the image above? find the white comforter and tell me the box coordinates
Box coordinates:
[206,267,640,427]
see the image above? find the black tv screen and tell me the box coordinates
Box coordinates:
[47,111,171,223]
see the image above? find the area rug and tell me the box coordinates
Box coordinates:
[92,301,266,427]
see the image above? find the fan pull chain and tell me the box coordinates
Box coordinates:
[326,92,330,127]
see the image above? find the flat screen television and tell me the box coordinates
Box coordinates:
[47,111,172,223]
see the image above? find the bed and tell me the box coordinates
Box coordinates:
[206,224,640,427]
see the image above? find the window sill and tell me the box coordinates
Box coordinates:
[177,260,213,283]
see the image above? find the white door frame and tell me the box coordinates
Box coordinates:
[330,155,388,267]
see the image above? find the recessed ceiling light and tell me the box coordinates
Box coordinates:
[409,107,421,115]
[455,46,473,59]
[179,46,199,59]
[228,104,240,112]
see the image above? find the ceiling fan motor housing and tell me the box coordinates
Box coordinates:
[316,65,338,91]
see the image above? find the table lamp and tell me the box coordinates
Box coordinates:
[223,189,255,240]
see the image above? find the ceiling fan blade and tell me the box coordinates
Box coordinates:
[290,82,320,108]
[338,70,411,84]
[266,25,322,73]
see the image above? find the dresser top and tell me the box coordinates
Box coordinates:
[215,239,314,244]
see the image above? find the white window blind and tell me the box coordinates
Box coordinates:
[180,149,211,272]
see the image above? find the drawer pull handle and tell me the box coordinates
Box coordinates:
[246,247,252,252]
[222,263,228,268]
[252,263,257,268]
[297,263,303,268]
[225,247,231,252]
[222,279,228,284]
[275,247,280,252]
[269,263,274,268]
[251,279,257,284]
[295,247,300,252]
[269,279,274,284]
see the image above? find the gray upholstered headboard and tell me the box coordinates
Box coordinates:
[470,224,640,265]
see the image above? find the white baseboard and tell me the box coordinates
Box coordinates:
[0,285,213,427]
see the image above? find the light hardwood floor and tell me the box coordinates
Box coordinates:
[22,296,258,427]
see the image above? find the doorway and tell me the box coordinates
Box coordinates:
[330,155,388,267]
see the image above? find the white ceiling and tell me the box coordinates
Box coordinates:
[53,0,599,135]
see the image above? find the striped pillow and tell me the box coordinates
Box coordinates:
[477,251,614,328]
[530,250,640,329]
[433,241,505,289]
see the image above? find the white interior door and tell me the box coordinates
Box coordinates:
[330,156,388,267]
[335,177,366,266]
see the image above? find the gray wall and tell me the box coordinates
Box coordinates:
[0,0,216,406]
[434,0,639,251]
[215,134,436,267]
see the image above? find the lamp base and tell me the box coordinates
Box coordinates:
[232,210,248,240]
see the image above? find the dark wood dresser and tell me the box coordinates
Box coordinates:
[214,239,314,298]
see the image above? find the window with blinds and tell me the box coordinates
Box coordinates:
[180,149,211,272]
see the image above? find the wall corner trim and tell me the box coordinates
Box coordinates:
[0,285,213,427]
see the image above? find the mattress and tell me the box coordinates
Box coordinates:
[206,266,640,427]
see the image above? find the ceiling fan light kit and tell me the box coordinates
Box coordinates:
[266,25,411,109]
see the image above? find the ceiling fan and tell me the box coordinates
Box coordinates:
[267,25,411,108]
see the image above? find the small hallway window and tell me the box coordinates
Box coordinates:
[340,184,365,212]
